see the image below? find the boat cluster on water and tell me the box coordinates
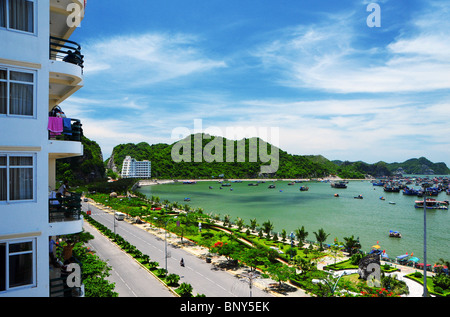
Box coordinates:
[372,176,450,210]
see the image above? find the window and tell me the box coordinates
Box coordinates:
[0,67,35,117]
[0,0,34,33]
[0,239,36,292]
[0,153,35,202]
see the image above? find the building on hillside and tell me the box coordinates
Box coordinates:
[1,0,87,297]
[121,156,151,178]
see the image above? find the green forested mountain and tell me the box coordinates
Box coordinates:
[106,134,450,179]
[386,157,450,175]
[59,134,449,182]
[56,136,106,184]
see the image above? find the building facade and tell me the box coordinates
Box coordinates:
[121,156,151,179]
[0,0,86,297]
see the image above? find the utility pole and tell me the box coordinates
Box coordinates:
[422,182,431,297]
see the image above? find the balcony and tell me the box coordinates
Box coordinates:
[50,256,84,297]
[48,116,84,159]
[48,116,83,142]
[49,36,84,107]
[49,192,84,236]
[49,192,82,223]
[50,0,85,40]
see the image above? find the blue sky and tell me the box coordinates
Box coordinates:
[64,0,450,168]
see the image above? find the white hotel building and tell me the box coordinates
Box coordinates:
[1,0,86,296]
[121,156,151,179]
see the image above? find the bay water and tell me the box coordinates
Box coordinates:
[138,180,449,264]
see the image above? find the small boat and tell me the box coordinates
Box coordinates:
[183,181,197,184]
[268,184,276,189]
[331,181,347,188]
[403,188,419,195]
[354,195,363,199]
[209,186,213,189]
[221,183,231,187]
[334,193,339,197]
[415,199,448,209]
[389,230,402,238]
[389,201,396,205]
[248,183,259,186]
[299,186,309,191]
[384,186,400,192]
[379,196,385,200]
[184,198,191,201]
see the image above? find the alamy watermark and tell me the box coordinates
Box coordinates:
[171,119,280,174]
[66,2,84,28]
[366,2,381,28]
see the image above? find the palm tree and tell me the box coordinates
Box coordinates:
[262,220,274,239]
[250,218,258,232]
[295,226,308,248]
[235,217,245,231]
[313,228,330,251]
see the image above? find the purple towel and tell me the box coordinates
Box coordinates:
[48,117,63,136]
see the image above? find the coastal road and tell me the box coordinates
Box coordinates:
[82,221,175,297]
[82,201,274,297]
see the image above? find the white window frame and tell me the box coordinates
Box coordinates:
[0,65,37,118]
[0,0,36,35]
[0,152,36,203]
[0,238,37,293]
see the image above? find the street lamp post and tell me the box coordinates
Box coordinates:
[422,182,431,297]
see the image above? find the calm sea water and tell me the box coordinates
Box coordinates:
[138,180,449,264]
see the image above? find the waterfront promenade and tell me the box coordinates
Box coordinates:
[82,197,428,297]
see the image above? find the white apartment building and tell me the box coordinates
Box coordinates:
[121,156,151,179]
[0,0,86,297]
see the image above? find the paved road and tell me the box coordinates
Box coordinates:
[82,201,274,297]
[83,221,175,297]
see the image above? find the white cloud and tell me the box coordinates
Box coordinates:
[253,3,450,94]
[82,32,227,85]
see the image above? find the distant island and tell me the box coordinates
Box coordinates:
[56,134,450,184]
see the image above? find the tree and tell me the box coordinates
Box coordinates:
[250,218,258,231]
[265,263,296,288]
[343,235,361,255]
[262,220,274,239]
[313,228,330,251]
[235,217,245,231]
[240,248,266,271]
[295,226,308,248]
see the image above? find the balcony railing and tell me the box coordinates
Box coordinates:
[49,192,82,223]
[50,257,84,297]
[48,117,83,142]
[49,36,84,70]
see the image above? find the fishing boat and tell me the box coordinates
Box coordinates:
[331,181,347,188]
[299,186,309,191]
[414,199,449,210]
[389,230,402,238]
[403,188,419,195]
[372,181,385,186]
[384,185,400,192]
